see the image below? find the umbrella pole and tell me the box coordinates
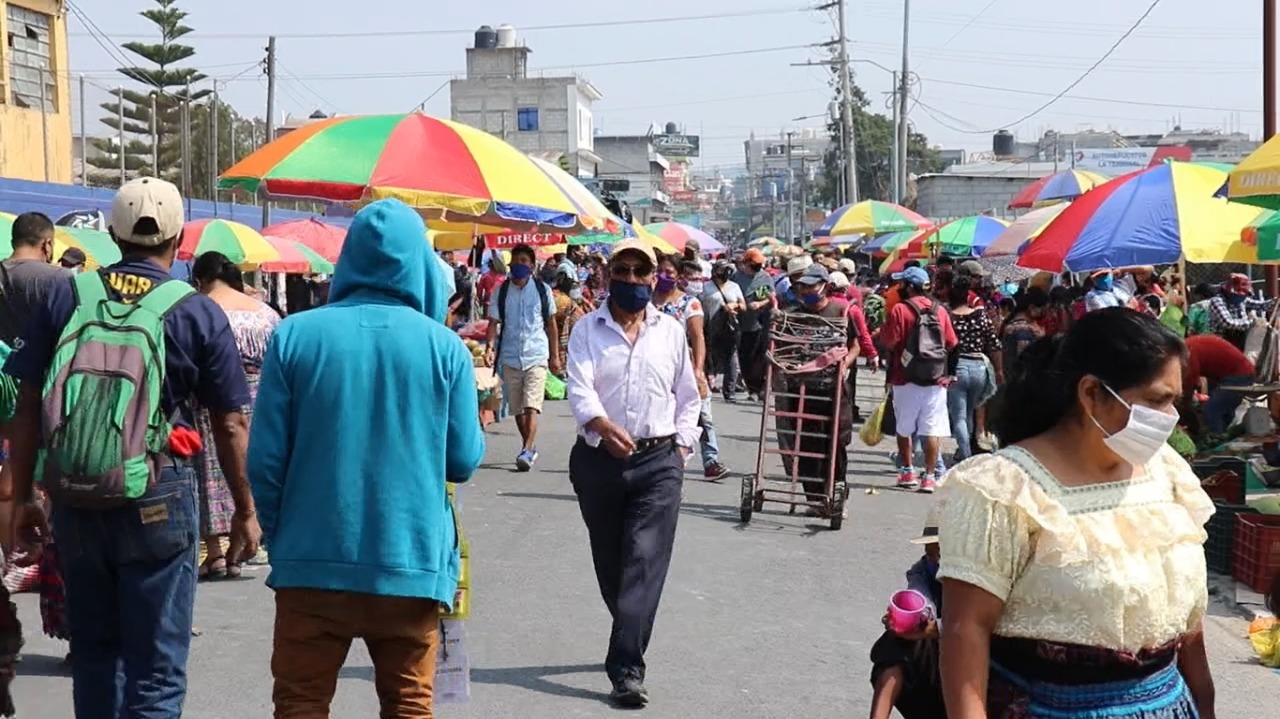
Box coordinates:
[1266,0,1277,296]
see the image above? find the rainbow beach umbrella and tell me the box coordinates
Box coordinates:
[1006,169,1107,209]
[900,215,1009,257]
[861,230,921,256]
[1227,133,1280,209]
[643,222,724,254]
[260,237,334,274]
[219,113,608,232]
[814,200,932,238]
[983,205,1067,258]
[1018,163,1267,272]
[178,219,279,266]
[263,218,347,263]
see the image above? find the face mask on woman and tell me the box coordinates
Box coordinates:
[569,287,583,301]
[1089,384,1178,466]
[655,274,678,292]
[682,279,704,295]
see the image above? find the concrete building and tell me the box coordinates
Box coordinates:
[449,24,603,176]
[743,128,829,199]
[1,0,72,183]
[275,110,329,140]
[593,135,672,224]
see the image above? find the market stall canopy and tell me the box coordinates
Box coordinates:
[0,214,120,270]
[178,219,279,266]
[861,230,920,256]
[218,113,613,233]
[643,222,724,254]
[814,200,932,238]
[1006,169,1107,209]
[262,218,346,263]
[259,237,334,274]
[983,205,1066,258]
[901,215,1009,258]
[1226,133,1280,209]
[1019,163,1267,272]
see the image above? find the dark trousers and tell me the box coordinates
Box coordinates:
[738,330,766,394]
[52,465,199,719]
[569,440,683,684]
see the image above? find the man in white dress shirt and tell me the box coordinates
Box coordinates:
[566,238,702,708]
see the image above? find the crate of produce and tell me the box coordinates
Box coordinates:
[1233,513,1280,593]
[1192,456,1248,482]
[1199,470,1245,505]
[1205,501,1259,576]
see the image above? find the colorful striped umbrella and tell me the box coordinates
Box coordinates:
[178,219,279,266]
[527,156,620,233]
[747,236,781,248]
[0,214,121,270]
[814,200,932,238]
[218,113,610,232]
[643,222,724,254]
[259,237,334,274]
[262,218,346,263]
[861,230,921,256]
[1006,169,1107,209]
[983,205,1067,258]
[1227,133,1280,209]
[900,215,1010,258]
[1018,163,1267,272]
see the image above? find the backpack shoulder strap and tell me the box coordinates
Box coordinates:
[497,280,509,326]
[136,280,196,318]
[535,279,552,321]
[72,271,110,307]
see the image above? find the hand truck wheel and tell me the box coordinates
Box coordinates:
[829,482,848,531]
[739,475,754,523]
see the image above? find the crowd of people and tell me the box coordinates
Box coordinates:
[0,172,1278,717]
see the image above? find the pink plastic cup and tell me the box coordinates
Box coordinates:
[888,589,929,634]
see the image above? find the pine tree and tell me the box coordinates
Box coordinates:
[85,0,207,188]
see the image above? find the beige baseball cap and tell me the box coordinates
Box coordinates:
[110,177,184,246]
[609,238,657,269]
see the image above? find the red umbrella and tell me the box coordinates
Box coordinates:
[262,218,346,263]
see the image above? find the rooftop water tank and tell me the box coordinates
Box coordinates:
[496,24,517,48]
[665,121,679,135]
[993,129,1015,157]
[474,25,498,49]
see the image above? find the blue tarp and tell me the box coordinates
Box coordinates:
[0,177,349,231]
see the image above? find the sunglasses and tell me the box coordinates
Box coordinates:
[610,263,653,280]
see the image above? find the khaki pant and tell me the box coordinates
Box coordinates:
[272,588,441,719]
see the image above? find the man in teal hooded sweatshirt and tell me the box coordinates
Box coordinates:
[248,199,485,717]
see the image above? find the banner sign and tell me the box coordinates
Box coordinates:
[652,133,700,158]
[484,233,566,249]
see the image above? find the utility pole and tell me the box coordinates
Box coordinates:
[837,0,859,204]
[39,68,49,183]
[210,82,220,211]
[182,80,192,200]
[150,93,159,176]
[785,130,795,243]
[890,72,900,204]
[798,159,809,243]
[263,36,277,229]
[117,87,126,185]
[78,74,86,185]
[1266,0,1277,297]
[897,0,911,205]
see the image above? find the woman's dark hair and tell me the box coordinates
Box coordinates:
[554,271,577,294]
[993,307,1186,444]
[1048,285,1069,306]
[947,276,972,309]
[678,260,702,277]
[998,297,1015,313]
[1193,282,1212,302]
[657,254,678,272]
[191,251,245,292]
[1013,286,1049,314]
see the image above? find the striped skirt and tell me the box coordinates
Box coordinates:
[988,636,1198,718]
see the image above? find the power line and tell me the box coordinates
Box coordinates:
[916,76,1257,114]
[277,61,342,113]
[930,0,1166,133]
[73,6,807,41]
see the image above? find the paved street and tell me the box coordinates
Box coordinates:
[11,373,1280,717]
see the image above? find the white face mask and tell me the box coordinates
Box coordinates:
[684,280,704,295]
[569,287,583,301]
[1089,384,1178,467]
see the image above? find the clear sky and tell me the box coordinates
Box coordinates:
[65,0,1261,173]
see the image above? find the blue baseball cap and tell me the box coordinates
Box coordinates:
[891,266,930,288]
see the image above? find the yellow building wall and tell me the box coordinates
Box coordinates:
[0,0,72,184]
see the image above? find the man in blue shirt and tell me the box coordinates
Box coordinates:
[485,243,560,471]
[4,177,258,718]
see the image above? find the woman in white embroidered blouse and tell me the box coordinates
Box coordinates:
[937,308,1216,719]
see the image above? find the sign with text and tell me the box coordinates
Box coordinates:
[653,133,701,158]
[484,233,566,249]
[1071,148,1157,174]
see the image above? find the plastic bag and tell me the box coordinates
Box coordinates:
[860,398,887,447]
[544,373,567,401]
[1248,618,1280,668]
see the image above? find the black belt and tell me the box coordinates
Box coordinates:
[632,435,676,455]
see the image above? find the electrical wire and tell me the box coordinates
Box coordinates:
[919,0,1166,134]
[916,76,1256,115]
[76,6,807,41]
[277,61,342,113]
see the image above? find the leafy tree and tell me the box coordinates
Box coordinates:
[816,69,945,209]
[86,0,208,188]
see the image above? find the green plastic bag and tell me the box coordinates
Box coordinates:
[544,373,567,401]
[0,341,16,423]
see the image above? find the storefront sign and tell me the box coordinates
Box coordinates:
[653,133,701,158]
[484,233,566,249]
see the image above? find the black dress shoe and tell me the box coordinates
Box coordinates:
[609,677,649,707]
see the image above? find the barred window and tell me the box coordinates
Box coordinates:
[6,4,55,111]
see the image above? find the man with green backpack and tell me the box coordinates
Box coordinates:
[3,177,259,718]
